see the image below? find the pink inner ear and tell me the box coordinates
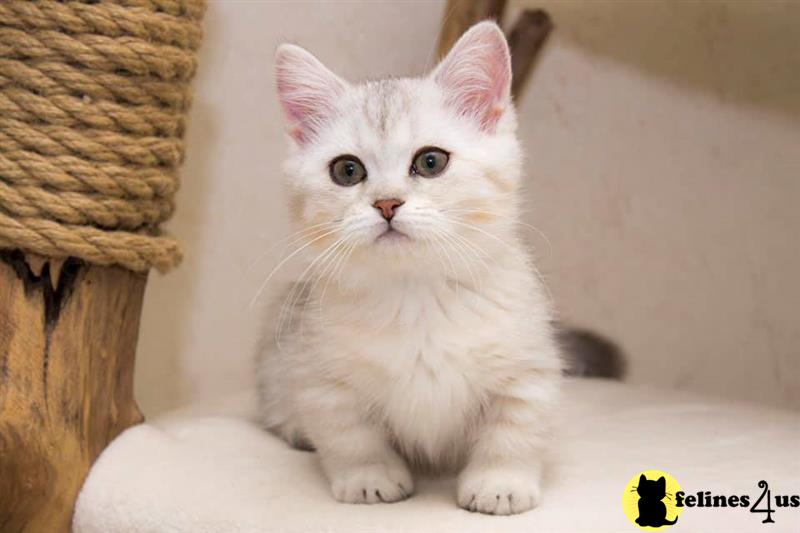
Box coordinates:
[435,23,512,133]
[275,45,345,144]
[275,75,320,144]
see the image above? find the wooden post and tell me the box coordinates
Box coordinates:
[0,250,145,532]
[437,1,553,101]
[437,0,508,57]
[0,1,203,528]
[507,9,553,98]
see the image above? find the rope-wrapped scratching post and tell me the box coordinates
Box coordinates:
[0,2,205,530]
[0,0,206,272]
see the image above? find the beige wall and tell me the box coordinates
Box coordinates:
[512,0,800,410]
[135,1,800,415]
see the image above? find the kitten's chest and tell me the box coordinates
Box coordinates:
[356,283,508,380]
[326,283,514,461]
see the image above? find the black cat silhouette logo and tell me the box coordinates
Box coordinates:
[622,470,684,530]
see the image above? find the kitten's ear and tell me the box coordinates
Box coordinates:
[639,474,647,484]
[432,21,512,133]
[275,44,347,144]
[657,477,666,490]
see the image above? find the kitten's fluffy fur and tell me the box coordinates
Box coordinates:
[257,22,562,515]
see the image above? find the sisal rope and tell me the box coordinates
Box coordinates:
[0,0,205,272]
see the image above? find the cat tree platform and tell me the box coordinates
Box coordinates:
[72,378,800,532]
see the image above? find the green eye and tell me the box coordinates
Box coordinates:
[330,155,367,186]
[411,147,449,178]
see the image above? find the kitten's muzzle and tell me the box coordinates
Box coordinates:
[373,198,404,221]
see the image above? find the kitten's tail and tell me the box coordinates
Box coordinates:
[555,324,627,379]
[663,517,678,525]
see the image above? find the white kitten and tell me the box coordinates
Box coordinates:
[257,21,562,515]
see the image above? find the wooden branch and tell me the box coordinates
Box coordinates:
[436,2,552,102]
[0,250,145,532]
[508,9,553,99]
[437,0,508,57]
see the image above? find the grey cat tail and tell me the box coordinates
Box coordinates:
[555,325,627,379]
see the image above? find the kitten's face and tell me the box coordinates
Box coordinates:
[276,23,520,278]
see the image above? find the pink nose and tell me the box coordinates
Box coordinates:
[373,198,404,221]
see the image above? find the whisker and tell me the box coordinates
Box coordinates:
[300,236,354,332]
[444,230,490,294]
[443,228,493,278]
[247,221,340,273]
[285,236,347,337]
[447,219,516,251]
[335,240,360,293]
[320,239,357,307]
[447,218,555,306]
[275,236,346,349]
[442,208,553,255]
[436,229,480,294]
[249,226,341,308]
[429,231,460,298]
[274,222,375,347]
[420,233,453,282]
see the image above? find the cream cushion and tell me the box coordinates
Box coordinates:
[73,379,800,532]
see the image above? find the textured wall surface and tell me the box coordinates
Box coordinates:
[514,0,800,410]
[134,1,800,414]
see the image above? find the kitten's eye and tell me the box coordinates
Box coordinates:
[411,147,449,178]
[329,156,367,186]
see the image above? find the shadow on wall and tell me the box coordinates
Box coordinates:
[516,0,800,120]
[510,0,800,410]
[134,79,219,414]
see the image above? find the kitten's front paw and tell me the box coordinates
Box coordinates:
[457,467,541,515]
[329,459,414,504]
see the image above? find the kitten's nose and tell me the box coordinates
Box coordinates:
[373,198,404,221]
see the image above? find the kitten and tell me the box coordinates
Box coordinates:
[257,21,562,516]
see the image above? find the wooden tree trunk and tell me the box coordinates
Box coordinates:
[0,250,145,532]
[437,0,508,57]
[436,1,553,100]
